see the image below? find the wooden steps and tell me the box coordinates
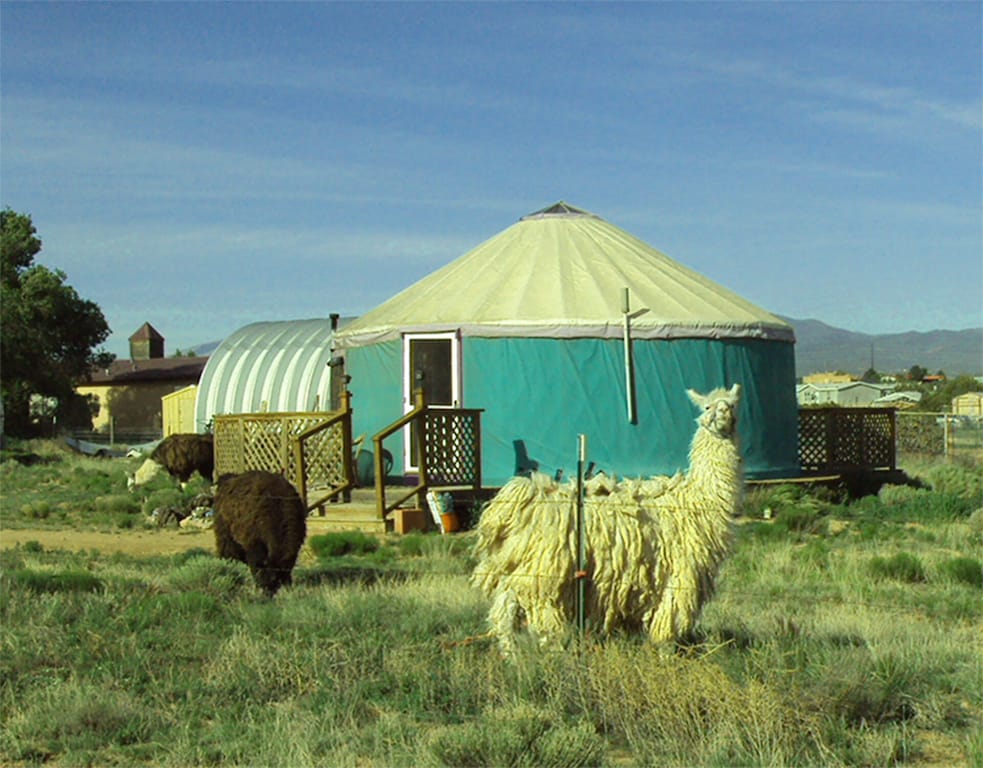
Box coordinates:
[304,485,428,536]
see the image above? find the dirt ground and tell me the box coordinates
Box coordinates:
[0,526,214,556]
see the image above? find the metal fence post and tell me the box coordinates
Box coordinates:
[576,434,587,636]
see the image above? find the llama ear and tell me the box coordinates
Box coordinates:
[729,383,741,401]
[687,389,706,409]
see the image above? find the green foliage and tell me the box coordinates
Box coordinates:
[426,703,606,768]
[166,555,251,598]
[1,209,112,437]
[20,500,54,519]
[922,462,983,503]
[938,556,983,588]
[93,494,142,516]
[3,568,104,594]
[869,552,927,583]
[835,484,975,524]
[917,374,983,412]
[1,453,981,767]
[1,681,160,764]
[308,531,381,558]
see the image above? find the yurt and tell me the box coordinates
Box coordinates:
[194,317,348,431]
[333,203,798,485]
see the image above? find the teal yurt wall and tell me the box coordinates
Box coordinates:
[335,203,799,485]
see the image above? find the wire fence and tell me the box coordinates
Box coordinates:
[896,412,983,459]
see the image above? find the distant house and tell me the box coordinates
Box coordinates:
[952,392,983,417]
[872,391,922,409]
[796,381,893,407]
[803,372,855,384]
[75,323,207,439]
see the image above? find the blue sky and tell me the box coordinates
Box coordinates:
[2,1,980,359]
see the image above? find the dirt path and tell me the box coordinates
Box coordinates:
[1,526,213,556]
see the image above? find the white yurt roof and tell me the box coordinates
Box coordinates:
[194,318,345,429]
[334,202,794,349]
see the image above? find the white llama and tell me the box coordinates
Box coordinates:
[470,384,743,655]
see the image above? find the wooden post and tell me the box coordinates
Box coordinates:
[294,436,307,507]
[414,388,428,512]
[374,433,386,520]
[621,287,648,424]
[341,390,353,502]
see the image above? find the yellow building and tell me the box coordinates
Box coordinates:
[76,323,207,439]
[803,372,855,384]
[162,385,199,435]
[952,392,983,417]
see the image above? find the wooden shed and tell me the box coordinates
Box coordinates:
[162,385,198,435]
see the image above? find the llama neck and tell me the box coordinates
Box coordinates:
[686,426,743,504]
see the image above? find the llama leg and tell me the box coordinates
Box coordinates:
[526,600,568,649]
[245,542,276,596]
[488,590,522,657]
[647,569,699,643]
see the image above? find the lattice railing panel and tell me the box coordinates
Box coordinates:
[798,407,896,473]
[797,411,829,470]
[302,423,348,490]
[424,409,482,487]
[214,413,331,479]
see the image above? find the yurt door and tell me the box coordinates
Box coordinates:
[402,332,461,473]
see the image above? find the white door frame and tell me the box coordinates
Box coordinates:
[402,331,462,472]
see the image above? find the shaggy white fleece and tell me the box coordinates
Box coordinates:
[471,385,743,655]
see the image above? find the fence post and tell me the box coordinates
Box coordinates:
[575,434,587,637]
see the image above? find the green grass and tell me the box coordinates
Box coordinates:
[1,444,981,766]
[1,438,211,531]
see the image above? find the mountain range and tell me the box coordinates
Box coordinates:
[783,317,982,378]
[189,317,983,379]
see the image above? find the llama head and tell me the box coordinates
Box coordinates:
[687,384,741,438]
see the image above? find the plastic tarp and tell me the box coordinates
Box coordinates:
[334,203,794,349]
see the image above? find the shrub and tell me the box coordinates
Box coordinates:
[877,483,927,506]
[308,531,380,558]
[20,500,53,519]
[778,505,827,535]
[166,555,251,598]
[94,494,141,515]
[425,703,605,768]
[938,556,983,588]
[3,568,104,594]
[923,463,983,503]
[869,552,926,583]
[2,681,159,762]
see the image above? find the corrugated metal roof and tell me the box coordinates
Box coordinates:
[194,318,345,430]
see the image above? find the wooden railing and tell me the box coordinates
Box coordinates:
[372,390,483,520]
[294,391,355,510]
[213,392,355,512]
[373,390,428,520]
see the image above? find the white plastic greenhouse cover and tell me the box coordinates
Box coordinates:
[194,318,346,430]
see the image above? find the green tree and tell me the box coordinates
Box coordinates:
[919,374,980,412]
[1,208,113,436]
[908,365,928,382]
